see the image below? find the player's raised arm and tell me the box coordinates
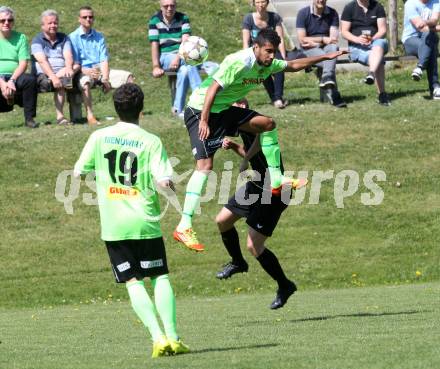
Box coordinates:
[284,50,348,72]
[199,80,222,140]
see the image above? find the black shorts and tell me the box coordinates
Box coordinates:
[105,237,169,283]
[225,182,290,237]
[184,106,260,160]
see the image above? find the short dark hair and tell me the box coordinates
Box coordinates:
[252,0,269,5]
[113,83,144,123]
[255,28,281,48]
[79,5,93,14]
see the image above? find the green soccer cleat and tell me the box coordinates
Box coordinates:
[169,339,190,355]
[151,336,172,358]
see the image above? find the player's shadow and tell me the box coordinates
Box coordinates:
[288,309,430,324]
[286,94,366,105]
[238,309,430,327]
[190,343,278,355]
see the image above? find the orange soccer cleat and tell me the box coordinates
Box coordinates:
[173,228,205,252]
[271,177,308,196]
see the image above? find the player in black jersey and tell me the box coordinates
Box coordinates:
[215,128,305,310]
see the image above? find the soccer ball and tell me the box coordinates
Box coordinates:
[179,36,209,66]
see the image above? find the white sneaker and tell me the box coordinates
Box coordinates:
[273,99,288,109]
[433,86,440,100]
[411,67,423,81]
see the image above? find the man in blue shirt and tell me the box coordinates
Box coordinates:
[32,9,73,125]
[70,6,133,125]
[402,0,440,99]
[296,0,346,107]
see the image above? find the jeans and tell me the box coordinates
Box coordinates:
[302,43,338,79]
[0,73,37,120]
[404,32,439,92]
[263,50,285,102]
[349,39,389,66]
[160,52,201,113]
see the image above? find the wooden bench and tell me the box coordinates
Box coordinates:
[163,68,209,106]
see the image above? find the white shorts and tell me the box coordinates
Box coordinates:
[78,69,132,90]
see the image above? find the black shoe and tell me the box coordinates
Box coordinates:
[270,280,297,310]
[331,90,347,108]
[216,261,248,280]
[363,72,375,85]
[319,75,336,88]
[378,92,391,106]
[25,119,40,128]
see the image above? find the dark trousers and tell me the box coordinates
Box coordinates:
[263,50,285,102]
[404,32,439,93]
[0,73,37,120]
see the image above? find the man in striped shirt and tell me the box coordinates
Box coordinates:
[148,0,201,118]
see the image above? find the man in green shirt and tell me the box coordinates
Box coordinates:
[74,83,189,358]
[0,6,39,128]
[174,29,346,252]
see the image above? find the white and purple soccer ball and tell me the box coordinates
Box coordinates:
[179,36,209,66]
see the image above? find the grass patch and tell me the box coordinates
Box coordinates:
[0,0,439,309]
[1,282,439,369]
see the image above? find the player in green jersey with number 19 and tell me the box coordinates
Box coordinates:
[174,28,347,252]
[74,83,189,358]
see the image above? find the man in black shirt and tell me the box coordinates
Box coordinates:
[296,0,347,107]
[215,127,306,310]
[341,0,390,106]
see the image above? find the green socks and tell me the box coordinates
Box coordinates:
[260,129,282,188]
[127,276,179,342]
[126,280,163,342]
[177,170,209,231]
[152,275,178,341]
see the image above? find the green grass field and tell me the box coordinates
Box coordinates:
[1,283,439,369]
[1,1,440,368]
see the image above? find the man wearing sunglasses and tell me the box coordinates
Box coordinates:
[0,6,39,128]
[69,6,133,125]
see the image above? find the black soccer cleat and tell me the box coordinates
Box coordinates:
[270,280,297,310]
[216,261,248,280]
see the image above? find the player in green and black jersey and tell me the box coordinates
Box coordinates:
[174,28,346,252]
[74,83,189,358]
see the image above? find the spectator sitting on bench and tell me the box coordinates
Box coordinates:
[69,6,133,126]
[149,0,201,119]
[0,6,39,128]
[341,0,391,106]
[31,9,74,125]
[296,0,346,107]
[242,0,287,109]
[402,0,440,99]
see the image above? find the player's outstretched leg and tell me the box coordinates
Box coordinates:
[260,127,282,189]
[126,280,171,357]
[256,248,297,309]
[152,275,190,355]
[259,128,309,195]
[242,116,307,195]
[174,170,208,252]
